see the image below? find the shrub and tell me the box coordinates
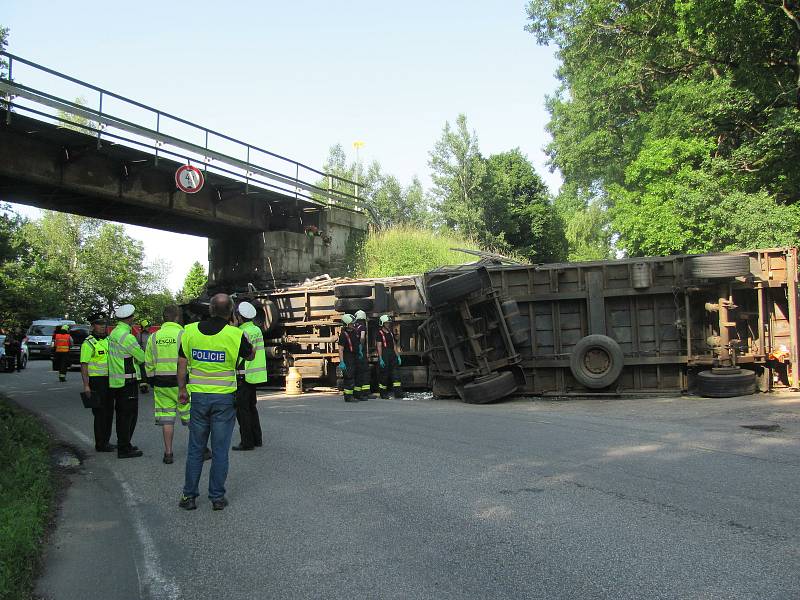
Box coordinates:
[354,225,487,277]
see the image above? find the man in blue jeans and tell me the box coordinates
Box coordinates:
[177,294,254,511]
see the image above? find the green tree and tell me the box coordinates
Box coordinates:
[135,289,177,324]
[320,144,429,228]
[0,208,167,326]
[81,223,152,315]
[56,96,98,133]
[428,114,487,236]
[0,26,9,79]
[526,0,800,256]
[481,149,566,262]
[177,261,207,303]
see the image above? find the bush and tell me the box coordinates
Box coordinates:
[0,398,54,600]
[355,225,487,277]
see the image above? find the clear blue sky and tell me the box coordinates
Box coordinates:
[5,1,561,290]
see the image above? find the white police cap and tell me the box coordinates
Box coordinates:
[115,304,135,319]
[238,301,257,319]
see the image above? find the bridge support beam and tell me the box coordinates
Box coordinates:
[208,206,368,291]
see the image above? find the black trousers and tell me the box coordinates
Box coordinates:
[113,381,139,452]
[235,381,262,448]
[354,354,370,397]
[379,351,403,398]
[341,353,356,399]
[54,353,70,378]
[89,377,114,448]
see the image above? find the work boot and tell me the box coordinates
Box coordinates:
[211,497,229,511]
[118,448,143,459]
[178,495,197,511]
[163,453,174,464]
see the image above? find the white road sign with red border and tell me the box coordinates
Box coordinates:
[175,165,204,194]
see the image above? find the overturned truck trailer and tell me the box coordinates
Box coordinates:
[227,247,799,402]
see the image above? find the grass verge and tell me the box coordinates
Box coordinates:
[354,225,486,277]
[0,397,54,600]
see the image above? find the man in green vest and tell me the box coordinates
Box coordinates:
[80,315,115,452]
[145,305,186,465]
[232,301,266,451]
[177,293,254,511]
[108,303,145,459]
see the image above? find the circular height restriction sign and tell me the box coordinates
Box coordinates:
[175,165,204,194]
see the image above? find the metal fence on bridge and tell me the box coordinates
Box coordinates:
[0,51,363,212]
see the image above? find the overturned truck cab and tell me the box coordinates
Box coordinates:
[201,247,798,403]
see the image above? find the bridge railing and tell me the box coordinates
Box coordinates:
[0,52,364,212]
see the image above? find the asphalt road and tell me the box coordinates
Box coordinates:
[4,360,800,599]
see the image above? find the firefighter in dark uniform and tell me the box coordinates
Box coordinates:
[337,314,358,402]
[376,315,403,399]
[353,309,370,400]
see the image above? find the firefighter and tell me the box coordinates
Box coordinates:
[337,314,358,402]
[353,309,370,400]
[53,325,73,382]
[376,315,403,399]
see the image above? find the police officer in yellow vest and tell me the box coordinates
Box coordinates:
[108,304,146,459]
[177,293,254,511]
[232,301,267,451]
[80,315,115,452]
[145,305,187,465]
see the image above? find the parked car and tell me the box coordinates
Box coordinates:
[0,334,29,371]
[26,319,76,359]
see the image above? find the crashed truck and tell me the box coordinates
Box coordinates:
[186,247,800,403]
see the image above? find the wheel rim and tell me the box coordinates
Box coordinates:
[584,347,611,375]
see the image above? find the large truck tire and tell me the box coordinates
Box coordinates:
[334,297,374,312]
[686,255,751,279]
[500,300,531,347]
[457,371,517,404]
[569,335,624,389]
[334,284,373,299]
[696,368,756,398]
[426,270,484,307]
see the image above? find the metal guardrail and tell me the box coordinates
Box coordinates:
[0,52,363,212]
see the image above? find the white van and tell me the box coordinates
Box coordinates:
[26,319,76,359]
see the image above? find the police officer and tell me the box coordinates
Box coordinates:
[145,305,186,464]
[337,314,358,402]
[80,316,115,452]
[232,301,266,451]
[108,304,145,459]
[53,325,73,382]
[376,315,403,399]
[353,309,370,400]
[177,293,254,511]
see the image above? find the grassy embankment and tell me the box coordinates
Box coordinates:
[354,225,485,277]
[0,398,54,600]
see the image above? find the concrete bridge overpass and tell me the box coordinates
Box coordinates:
[0,52,368,291]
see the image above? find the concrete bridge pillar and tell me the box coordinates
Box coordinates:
[208,206,368,292]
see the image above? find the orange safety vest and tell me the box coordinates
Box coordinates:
[53,333,71,353]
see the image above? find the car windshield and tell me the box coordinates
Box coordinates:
[28,325,57,336]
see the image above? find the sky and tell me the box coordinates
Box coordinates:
[4,1,561,291]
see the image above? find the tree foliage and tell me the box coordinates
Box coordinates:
[526,0,800,257]
[177,261,207,303]
[429,115,567,262]
[0,208,171,328]
[321,144,429,228]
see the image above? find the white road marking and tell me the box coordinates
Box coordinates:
[40,413,181,600]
